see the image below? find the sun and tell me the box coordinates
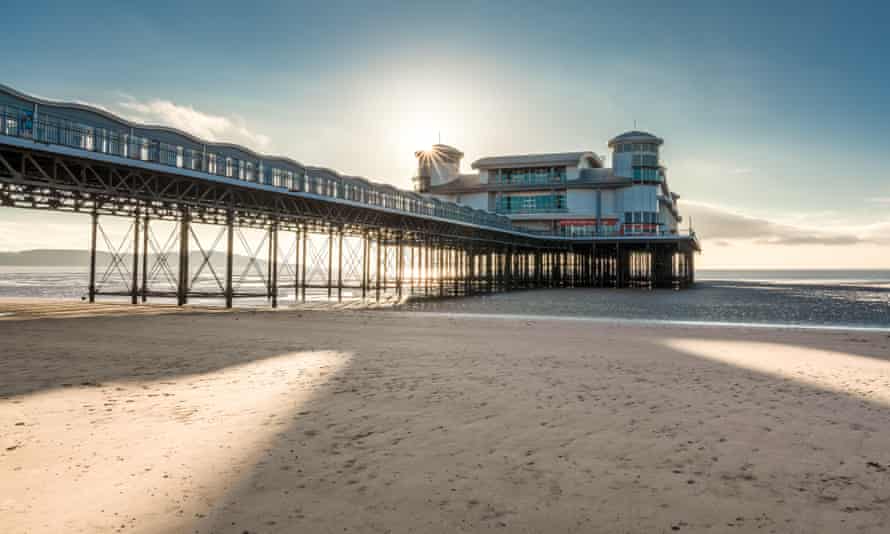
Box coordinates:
[396,116,439,155]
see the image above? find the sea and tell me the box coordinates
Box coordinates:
[1,266,888,330]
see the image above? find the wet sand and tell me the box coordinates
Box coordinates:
[2,302,890,533]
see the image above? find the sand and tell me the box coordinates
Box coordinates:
[2,302,890,533]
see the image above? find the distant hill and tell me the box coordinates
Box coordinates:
[0,249,269,270]
[0,249,96,266]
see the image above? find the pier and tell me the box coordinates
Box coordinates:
[0,84,699,307]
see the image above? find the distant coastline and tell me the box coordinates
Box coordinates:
[0,249,261,268]
[0,249,95,266]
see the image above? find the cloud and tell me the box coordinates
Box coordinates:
[867,197,890,204]
[754,235,858,246]
[115,98,271,151]
[683,200,889,246]
[730,168,753,175]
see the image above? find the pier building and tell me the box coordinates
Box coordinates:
[413,132,683,239]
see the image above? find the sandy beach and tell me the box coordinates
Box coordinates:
[2,302,890,533]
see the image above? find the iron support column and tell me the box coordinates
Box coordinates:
[648,244,655,290]
[375,230,382,302]
[141,214,149,303]
[408,243,417,296]
[225,212,234,309]
[337,227,343,302]
[396,232,404,299]
[486,251,492,293]
[271,222,278,308]
[294,226,300,304]
[88,209,98,303]
[464,247,471,296]
[438,245,444,296]
[327,228,334,300]
[382,235,387,293]
[131,209,140,304]
[267,225,273,301]
[300,226,308,302]
[506,248,513,291]
[423,242,428,295]
[361,231,368,300]
[177,211,190,306]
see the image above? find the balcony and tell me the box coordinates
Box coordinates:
[492,172,566,186]
[496,205,569,215]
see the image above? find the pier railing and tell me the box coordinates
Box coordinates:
[0,105,515,232]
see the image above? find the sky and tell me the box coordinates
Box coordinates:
[1,0,889,268]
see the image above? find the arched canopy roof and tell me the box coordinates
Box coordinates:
[471,151,602,170]
[607,131,664,148]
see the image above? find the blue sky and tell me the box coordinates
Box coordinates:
[1,1,889,267]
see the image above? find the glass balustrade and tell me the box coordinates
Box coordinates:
[491,169,566,186]
[495,194,567,214]
[0,105,516,231]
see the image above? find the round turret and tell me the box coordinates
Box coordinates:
[608,131,664,180]
[413,144,464,193]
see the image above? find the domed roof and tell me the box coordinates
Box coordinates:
[414,144,464,161]
[608,130,663,148]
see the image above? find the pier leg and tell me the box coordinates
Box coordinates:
[225,213,234,308]
[375,230,382,302]
[546,251,552,287]
[554,252,559,287]
[679,252,685,288]
[438,246,444,296]
[649,245,655,290]
[131,210,139,305]
[382,237,388,295]
[267,226,273,301]
[337,228,343,302]
[463,248,469,296]
[141,215,149,303]
[591,244,596,288]
[549,251,559,287]
[177,212,190,306]
[88,210,98,303]
[554,251,560,287]
[408,244,417,296]
[504,249,513,291]
[327,228,334,300]
[471,248,477,295]
[525,252,530,288]
[616,243,622,288]
[301,227,307,302]
[424,243,429,296]
[486,251,493,293]
[271,222,278,308]
[361,231,368,300]
[397,233,403,299]
[294,226,300,304]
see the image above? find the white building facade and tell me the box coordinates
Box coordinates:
[413,131,684,238]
